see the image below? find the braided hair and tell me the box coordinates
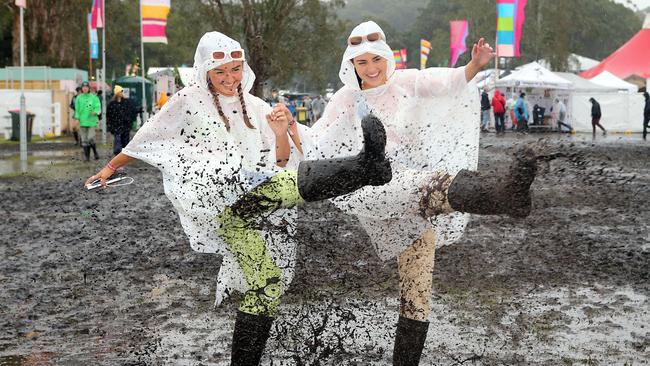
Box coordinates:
[208,78,255,132]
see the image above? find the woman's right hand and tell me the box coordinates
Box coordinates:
[84,166,115,189]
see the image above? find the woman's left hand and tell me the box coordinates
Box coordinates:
[266,105,290,137]
[471,38,496,69]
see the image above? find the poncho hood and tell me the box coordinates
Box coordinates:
[193,31,255,93]
[339,21,396,91]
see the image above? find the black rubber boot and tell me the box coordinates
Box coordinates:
[392,316,430,366]
[230,311,274,366]
[73,130,80,146]
[82,146,91,162]
[297,113,392,202]
[90,143,100,160]
[446,145,542,218]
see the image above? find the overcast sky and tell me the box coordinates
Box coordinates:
[612,0,650,11]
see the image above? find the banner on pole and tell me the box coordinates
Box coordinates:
[420,39,432,70]
[142,0,171,44]
[449,20,469,67]
[15,0,26,8]
[393,48,407,69]
[91,0,104,29]
[496,0,527,57]
[88,13,99,59]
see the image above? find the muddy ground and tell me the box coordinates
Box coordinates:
[0,133,649,365]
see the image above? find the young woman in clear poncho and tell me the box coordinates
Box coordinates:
[84,31,397,365]
[281,21,543,365]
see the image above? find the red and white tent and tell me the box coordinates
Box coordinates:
[580,15,650,79]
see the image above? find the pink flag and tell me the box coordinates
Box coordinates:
[91,0,104,29]
[15,0,26,8]
[142,0,171,44]
[449,20,469,67]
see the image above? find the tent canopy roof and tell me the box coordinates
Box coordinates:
[581,14,650,79]
[496,62,573,89]
[588,71,638,92]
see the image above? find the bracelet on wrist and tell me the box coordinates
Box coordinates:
[106,161,117,173]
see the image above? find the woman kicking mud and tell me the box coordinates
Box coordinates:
[291,21,545,365]
[84,32,395,365]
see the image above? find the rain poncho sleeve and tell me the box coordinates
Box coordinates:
[395,66,469,99]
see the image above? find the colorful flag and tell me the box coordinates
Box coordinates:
[88,13,99,59]
[449,20,469,67]
[91,0,104,29]
[393,48,407,69]
[15,0,26,8]
[142,0,171,44]
[496,0,527,57]
[420,39,432,69]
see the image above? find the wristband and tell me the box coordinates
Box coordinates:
[106,161,118,173]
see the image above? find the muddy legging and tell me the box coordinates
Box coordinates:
[216,170,303,317]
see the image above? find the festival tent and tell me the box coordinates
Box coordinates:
[580,15,650,80]
[496,62,573,90]
[588,71,638,93]
[553,72,617,93]
[569,92,644,133]
[539,53,600,73]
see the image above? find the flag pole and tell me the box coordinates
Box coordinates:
[101,0,107,144]
[19,4,27,173]
[139,0,147,125]
[102,0,106,144]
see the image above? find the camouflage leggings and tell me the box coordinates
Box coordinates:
[216,170,303,316]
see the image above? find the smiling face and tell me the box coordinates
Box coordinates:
[352,53,388,90]
[207,60,244,96]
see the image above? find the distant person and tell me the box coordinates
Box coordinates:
[107,85,139,156]
[96,90,104,122]
[643,92,650,140]
[507,94,518,130]
[554,98,573,133]
[287,99,297,118]
[589,97,606,136]
[311,95,326,123]
[303,95,313,124]
[74,81,101,161]
[69,86,82,145]
[480,87,491,132]
[514,92,529,133]
[491,89,506,134]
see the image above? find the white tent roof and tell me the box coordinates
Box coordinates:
[496,61,573,89]
[474,69,505,88]
[588,71,638,93]
[539,54,600,73]
[147,67,195,87]
[553,72,618,92]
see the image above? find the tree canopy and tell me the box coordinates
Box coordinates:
[0,0,644,95]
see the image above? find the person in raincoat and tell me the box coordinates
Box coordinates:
[283,21,545,365]
[85,32,395,365]
[74,81,101,160]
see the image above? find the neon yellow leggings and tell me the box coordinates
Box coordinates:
[216,171,304,316]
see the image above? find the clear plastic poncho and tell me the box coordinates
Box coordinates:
[122,32,311,304]
[309,21,480,260]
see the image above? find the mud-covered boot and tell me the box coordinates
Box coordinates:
[73,130,80,146]
[82,146,91,162]
[90,142,100,160]
[446,145,540,217]
[297,113,392,202]
[392,316,430,366]
[230,311,274,366]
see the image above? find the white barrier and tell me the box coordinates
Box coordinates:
[570,92,645,133]
[0,89,54,138]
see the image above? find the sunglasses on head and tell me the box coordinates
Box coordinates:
[211,49,245,61]
[347,32,384,46]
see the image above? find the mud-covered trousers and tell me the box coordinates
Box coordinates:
[216,171,303,317]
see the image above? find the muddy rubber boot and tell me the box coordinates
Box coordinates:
[297,113,392,202]
[82,146,91,162]
[392,316,429,366]
[446,145,539,218]
[73,130,80,146]
[230,311,274,366]
[90,143,100,160]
